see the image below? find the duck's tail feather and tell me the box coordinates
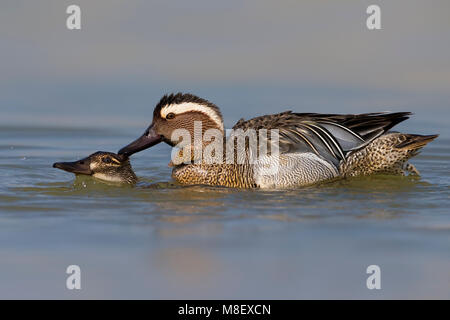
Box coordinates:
[340,112,412,142]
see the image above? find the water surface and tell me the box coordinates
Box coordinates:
[0,113,449,299]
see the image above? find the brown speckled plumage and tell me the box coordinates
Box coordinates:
[340,133,438,177]
[172,163,256,188]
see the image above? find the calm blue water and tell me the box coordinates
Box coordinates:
[0,94,449,299]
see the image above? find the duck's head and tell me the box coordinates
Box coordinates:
[53,151,137,184]
[118,93,224,158]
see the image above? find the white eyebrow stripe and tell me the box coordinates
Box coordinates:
[160,102,224,131]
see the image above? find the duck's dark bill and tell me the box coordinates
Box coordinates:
[53,160,92,175]
[118,125,162,156]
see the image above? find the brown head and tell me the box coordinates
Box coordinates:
[118,93,224,160]
[53,151,137,184]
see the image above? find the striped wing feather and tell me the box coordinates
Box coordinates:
[232,111,411,166]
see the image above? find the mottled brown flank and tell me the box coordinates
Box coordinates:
[172,163,256,188]
[172,141,256,188]
[340,133,438,177]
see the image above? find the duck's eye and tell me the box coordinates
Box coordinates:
[166,113,175,120]
[102,157,112,164]
[78,161,85,165]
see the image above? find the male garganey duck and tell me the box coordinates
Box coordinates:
[53,151,137,184]
[118,93,437,189]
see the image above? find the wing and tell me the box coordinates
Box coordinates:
[232,111,411,166]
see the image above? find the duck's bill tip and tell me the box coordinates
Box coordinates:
[118,127,162,156]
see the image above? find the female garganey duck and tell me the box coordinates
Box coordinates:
[53,151,137,184]
[118,93,437,189]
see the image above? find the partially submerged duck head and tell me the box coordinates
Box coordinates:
[53,151,137,184]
